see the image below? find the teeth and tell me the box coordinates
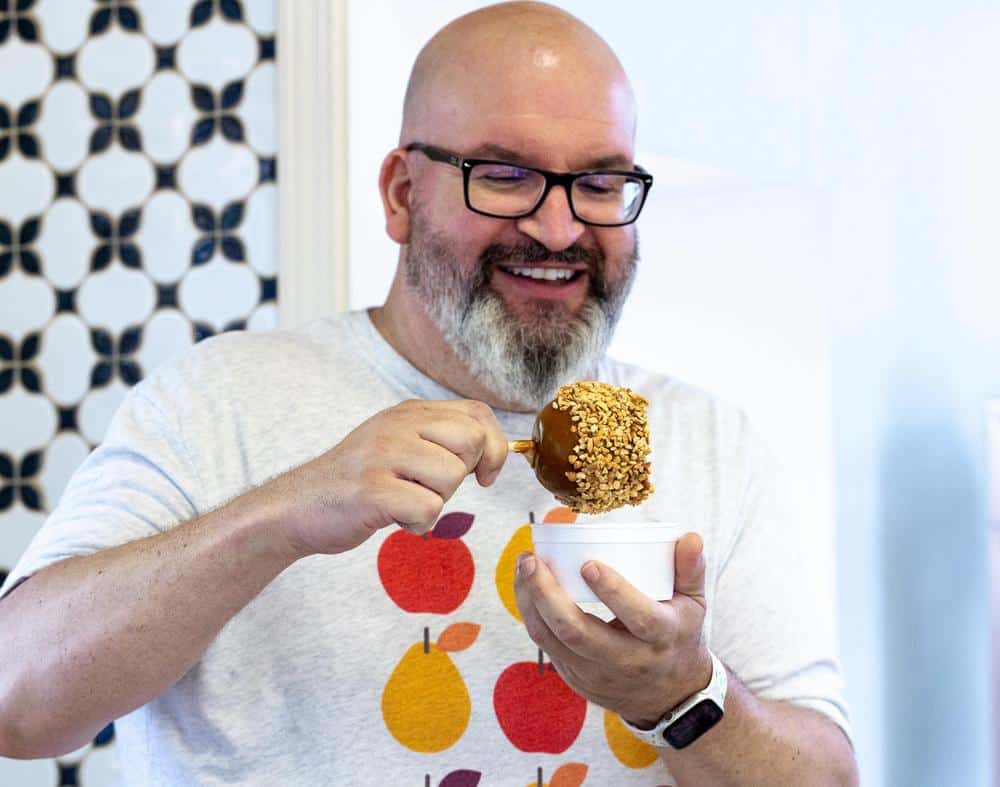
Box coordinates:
[505,267,576,281]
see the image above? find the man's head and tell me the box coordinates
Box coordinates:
[379,2,644,410]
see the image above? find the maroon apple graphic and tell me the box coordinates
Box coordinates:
[493,650,587,753]
[378,512,475,613]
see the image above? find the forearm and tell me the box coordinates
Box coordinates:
[0,481,298,759]
[663,669,858,787]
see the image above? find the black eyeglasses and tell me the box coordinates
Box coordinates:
[405,142,653,227]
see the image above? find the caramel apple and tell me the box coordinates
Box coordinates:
[509,381,654,514]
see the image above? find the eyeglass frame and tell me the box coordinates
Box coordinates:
[404,142,654,227]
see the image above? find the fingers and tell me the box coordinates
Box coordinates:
[579,560,674,645]
[514,553,626,661]
[423,400,508,486]
[371,476,444,535]
[390,437,470,502]
[673,532,706,603]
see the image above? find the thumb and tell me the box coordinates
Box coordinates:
[673,531,706,602]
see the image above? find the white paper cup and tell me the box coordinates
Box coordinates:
[530,522,682,604]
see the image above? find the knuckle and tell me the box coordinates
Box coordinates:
[631,610,660,641]
[524,621,546,643]
[550,616,582,647]
[416,496,443,527]
[620,659,648,682]
[466,399,494,420]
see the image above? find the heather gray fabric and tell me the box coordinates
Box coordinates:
[3,310,851,786]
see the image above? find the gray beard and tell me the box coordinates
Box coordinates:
[404,218,637,410]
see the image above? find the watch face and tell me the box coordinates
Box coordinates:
[663,699,724,749]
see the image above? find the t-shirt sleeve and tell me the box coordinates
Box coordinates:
[708,417,853,744]
[0,378,200,599]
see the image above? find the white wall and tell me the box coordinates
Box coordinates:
[347,3,998,785]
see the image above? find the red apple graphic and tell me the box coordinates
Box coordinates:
[378,512,475,613]
[493,651,587,753]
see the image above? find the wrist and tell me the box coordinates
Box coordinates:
[624,645,714,728]
[620,649,728,749]
[241,474,313,566]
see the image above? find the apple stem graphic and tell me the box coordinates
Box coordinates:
[538,648,544,675]
[529,510,535,524]
[424,626,430,654]
[537,766,543,787]
[425,776,430,787]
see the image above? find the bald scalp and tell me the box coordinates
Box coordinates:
[400,1,635,144]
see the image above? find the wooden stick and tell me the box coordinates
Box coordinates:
[507,440,534,453]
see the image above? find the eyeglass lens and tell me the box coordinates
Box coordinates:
[467,163,645,225]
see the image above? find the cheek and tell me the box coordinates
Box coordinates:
[596,228,636,272]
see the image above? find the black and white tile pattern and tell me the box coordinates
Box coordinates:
[0,1,277,784]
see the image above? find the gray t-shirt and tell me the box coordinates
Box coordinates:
[3,310,851,786]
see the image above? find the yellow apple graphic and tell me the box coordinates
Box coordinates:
[496,507,577,621]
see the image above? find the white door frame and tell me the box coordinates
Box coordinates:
[276,0,350,328]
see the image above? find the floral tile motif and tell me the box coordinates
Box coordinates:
[0,2,278,783]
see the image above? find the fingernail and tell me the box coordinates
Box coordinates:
[517,554,536,578]
[581,561,600,583]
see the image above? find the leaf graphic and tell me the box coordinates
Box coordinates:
[435,622,479,653]
[543,506,577,524]
[433,511,474,540]
[550,763,588,787]
[439,770,481,787]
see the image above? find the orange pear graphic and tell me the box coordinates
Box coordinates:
[381,623,479,753]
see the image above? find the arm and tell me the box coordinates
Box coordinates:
[662,663,857,787]
[0,399,508,759]
[0,482,295,758]
[513,534,858,787]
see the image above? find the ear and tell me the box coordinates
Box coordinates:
[379,149,412,244]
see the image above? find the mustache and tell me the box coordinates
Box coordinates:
[479,240,603,269]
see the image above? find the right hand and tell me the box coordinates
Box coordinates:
[271,399,508,558]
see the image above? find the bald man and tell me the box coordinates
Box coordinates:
[0,3,856,785]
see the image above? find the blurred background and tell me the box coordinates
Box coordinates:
[1,1,997,785]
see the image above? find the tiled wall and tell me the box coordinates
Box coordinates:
[0,1,278,783]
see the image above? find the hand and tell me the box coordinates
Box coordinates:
[513,532,712,727]
[272,399,508,558]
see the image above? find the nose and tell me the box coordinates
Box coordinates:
[514,184,586,252]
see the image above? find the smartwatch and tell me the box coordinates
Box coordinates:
[619,649,727,749]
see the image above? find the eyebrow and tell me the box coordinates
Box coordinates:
[465,143,634,171]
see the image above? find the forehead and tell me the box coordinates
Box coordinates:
[418,40,635,169]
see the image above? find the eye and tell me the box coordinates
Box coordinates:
[471,164,534,184]
[576,175,625,196]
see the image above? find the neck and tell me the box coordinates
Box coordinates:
[369,268,535,413]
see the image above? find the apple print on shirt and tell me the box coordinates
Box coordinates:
[379,512,475,613]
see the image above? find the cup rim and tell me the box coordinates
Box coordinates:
[530,521,682,544]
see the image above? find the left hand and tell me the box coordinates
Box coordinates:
[514,531,713,727]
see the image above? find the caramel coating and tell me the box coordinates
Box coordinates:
[529,381,654,513]
[530,402,578,500]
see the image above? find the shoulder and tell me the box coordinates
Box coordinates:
[131,313,362,413]
[154,314,354,380]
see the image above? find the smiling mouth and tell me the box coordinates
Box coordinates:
[497,265,585,283]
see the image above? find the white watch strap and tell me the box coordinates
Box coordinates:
[619,650,728,748]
